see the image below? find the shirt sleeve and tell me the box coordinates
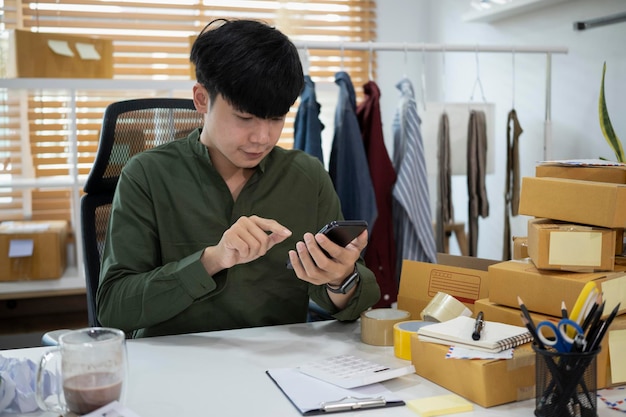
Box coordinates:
[96,158,218,332]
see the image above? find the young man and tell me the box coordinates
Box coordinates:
[96,19,381,338]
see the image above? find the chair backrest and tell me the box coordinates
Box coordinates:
[82,98,204,327]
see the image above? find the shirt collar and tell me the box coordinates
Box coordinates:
[187,128,269,173]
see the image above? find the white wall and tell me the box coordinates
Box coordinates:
[376,0,626,260]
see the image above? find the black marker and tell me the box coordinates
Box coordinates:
[472,311,484,341]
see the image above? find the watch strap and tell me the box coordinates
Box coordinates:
[326,265,360,294]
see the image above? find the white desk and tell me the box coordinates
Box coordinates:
[0,320,618,417]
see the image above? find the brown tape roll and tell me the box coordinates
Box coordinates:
[360,309,411,346]
[421,292,472,322]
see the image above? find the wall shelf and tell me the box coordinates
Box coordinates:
[462,0,572,23]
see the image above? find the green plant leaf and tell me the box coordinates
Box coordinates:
[599,62,625,162]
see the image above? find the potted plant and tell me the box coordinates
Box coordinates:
[599,62,624,162]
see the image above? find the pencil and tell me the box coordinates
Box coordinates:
[561,300,568,319]
[520,313,545,350]
[588,302,621,352]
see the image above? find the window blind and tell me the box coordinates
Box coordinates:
[0,0,377,228]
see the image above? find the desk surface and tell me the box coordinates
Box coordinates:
[0,320,618,417]
[0,267,85,300]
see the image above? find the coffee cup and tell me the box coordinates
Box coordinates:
[36,327,127,415]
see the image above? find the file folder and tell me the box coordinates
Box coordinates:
[266,367,405,415]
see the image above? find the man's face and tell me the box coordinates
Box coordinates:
[200,91,286,172]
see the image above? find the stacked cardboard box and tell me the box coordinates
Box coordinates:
[0,220,68,281]
[398,255,535,407]
[486,161,626,388]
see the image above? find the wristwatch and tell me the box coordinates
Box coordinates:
[326,265,360,294]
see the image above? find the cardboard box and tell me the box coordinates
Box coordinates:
[5,29,113,78]
[488,259,626,317]
[527,218,616,272]
[519,177,626,228]
[474,298,626,389]
[410,335,536,407]
[0,221,68,281]
[397,254,497,320]
[536,163,626,184]
[513,236,528,260]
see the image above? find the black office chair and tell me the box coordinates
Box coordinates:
[81,98,204,327]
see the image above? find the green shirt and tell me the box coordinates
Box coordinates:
[97,129,380,337]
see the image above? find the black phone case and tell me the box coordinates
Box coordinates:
[319,220,368,247]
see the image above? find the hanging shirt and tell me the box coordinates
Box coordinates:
[294,75,325,164]
[356,80,398,307]
[467,109,489,257]
[329,71,377,231]
[435,111,453,253]
[503,109,523,260]
[392,78,437,276]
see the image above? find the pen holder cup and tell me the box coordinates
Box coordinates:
[533,345,600,417]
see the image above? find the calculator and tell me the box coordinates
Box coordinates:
[297,354,415,389]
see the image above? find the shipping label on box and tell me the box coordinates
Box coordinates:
[527,218,616,272]
[410,335,536,407]
[488,259,626,318]
[519,177,626,228]
[0,220,68,281]
[397,254,496,320]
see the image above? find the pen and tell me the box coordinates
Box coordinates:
[472,311,484,340]
[587,302,620,352]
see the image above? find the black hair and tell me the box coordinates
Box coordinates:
[190,19,304,119]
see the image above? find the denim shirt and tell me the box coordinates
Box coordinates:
[329,71,377,232]
[294,75,324,164]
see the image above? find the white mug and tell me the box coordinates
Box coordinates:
[36,327,128,415]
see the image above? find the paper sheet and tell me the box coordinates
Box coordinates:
[8,239,34,258]
[75,42,101,60]
[47,40,74,57]
[608,329,626,384]
[266,367,404,415]
[445,346,513,360]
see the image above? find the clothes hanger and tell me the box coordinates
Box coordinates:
[340,42,345,72]
[511,48,516,110]
[442,47,447,114]
[420,45,428,111]
[468,44,487,110]
[368,41,374,81]
[403,43,408,79]
[302,42,310,76]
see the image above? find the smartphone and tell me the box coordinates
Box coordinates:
[286,220,368,269]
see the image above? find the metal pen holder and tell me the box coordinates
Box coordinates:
[534,345,600,417]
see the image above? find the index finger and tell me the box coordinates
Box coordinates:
[249,215,292,242]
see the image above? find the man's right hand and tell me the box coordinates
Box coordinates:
[200,215,292,275]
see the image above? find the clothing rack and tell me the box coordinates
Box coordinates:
[292,41,569,160]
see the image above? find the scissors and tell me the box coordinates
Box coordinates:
[536,319,584,353]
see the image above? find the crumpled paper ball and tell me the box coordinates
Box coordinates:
[0,355,59,414]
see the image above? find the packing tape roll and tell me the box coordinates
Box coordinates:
[360,308,411,346]
[393,320,434,360]
[421,292,472,322]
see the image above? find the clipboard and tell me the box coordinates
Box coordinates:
[266,367,405,415]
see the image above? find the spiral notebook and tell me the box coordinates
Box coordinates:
[416,316,532,353]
